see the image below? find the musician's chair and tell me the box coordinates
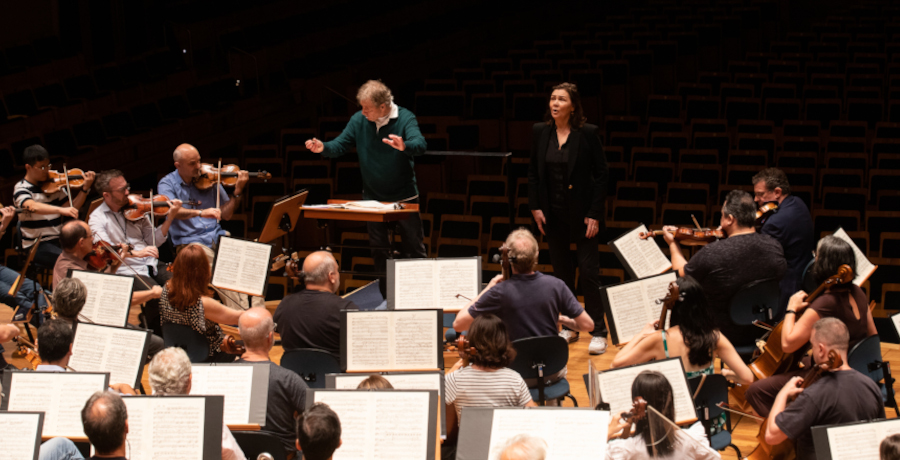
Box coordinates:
[848,334,899,414]
[509,335,577,406]
[728,278,781,362]
[232,431,287,460]
[689,374,741,457]
[162,323,209,363]
[280,348,341,389]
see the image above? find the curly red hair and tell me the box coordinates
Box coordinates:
[166,244,210,309]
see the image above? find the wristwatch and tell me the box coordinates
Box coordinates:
[785,310,796,315]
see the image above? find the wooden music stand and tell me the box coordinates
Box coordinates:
[258,190,308,244]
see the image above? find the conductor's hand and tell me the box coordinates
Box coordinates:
[200,208,221,220]
[382,134,406,151]
[305,138,324,154]
[661,225,679,245]
[531,209,547,235]
[585,217,600,239]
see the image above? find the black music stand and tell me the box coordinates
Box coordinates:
[258,190,308,244]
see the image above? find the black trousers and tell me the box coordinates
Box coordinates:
[544,212,608,337]
[131,261,174,338]
[33,238,62,269]
[369,210,428,298]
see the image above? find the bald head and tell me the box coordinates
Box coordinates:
[239,307,274,350]
[302,251,339,292]
[173,143,198,163]
[82,391,128,455]
[60,220,90,252]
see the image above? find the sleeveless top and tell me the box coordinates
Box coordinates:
[662,331,724,434]
[160,286,224,356]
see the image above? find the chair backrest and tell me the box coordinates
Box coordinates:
[161,323,209,363]
[848,334,885,384]
[231,431,288,460]
[689,374,729,424]
[729,278,782,326]
[280,349,342,388]
[508,336,569,379]
[801,257,817,293]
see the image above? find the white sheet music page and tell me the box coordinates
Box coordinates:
[70,271,132,327]
[596,359,695,424]
[124,397,206,460]
[314,391,431,460]
[211,236,271,296]
[332,373,442,393]
[826,419,900,460]
[7,373,108,437]
[606,272,677,344]
[189,365,254,425]
[393,260,437,310]
[69,323,146,387]
[0,412,42,460]
[832,227,877,286]
[488,409,609,460]
[612,225,672,279]
[345,311,438,371]
[892,313,900,343]
[436,258,479,311]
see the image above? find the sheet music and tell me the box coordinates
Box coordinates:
[596,359,695,424]
[833,227,877,286]
[394,260,436,310]
[70,270,133,327]
[436,259,480,310]
[605,272,677,344]
[211,236,272,296]
[190,365,254,425]
[314,391,431,460]
[69,323,147,387]
[391,258,479,310]
[0,412,42,460]
[345,311,439,371]
[7,373,108,437]
[124,397,206,460]
[826,419,900,460]
[892,313,900,342]
[611,225,672,279]
[488,409,609,460]
[331,373,442,393]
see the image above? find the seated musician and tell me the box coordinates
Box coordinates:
[274,251,359,356]
[81,391,129,460]
[90,169,182,337]
[160,244,244,362]
[0,321,21,370]
[0,204,49,324]
[746,235,877,417]
[452,228,593,341]
[497,434,547,460]
[763,318,884,460]
[236,307,308,459]
[148,347,247,460]
[53,277,165,363]
[296,403,343,460]
[357,374,393,389]
[663,190,786,345]
[14,144,96,268]
[606,370,719,460]
[882,434,900,460]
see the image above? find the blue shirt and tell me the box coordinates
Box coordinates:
[157,171,230,247]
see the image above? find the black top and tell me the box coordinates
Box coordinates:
[235,359,308,455]
[759,195,815,311]
[273,289,359,355]
[546,134,570,212]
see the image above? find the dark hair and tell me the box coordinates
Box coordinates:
[296,403,342,460]
[812,235,856,286]
[95,169,124,194]
[673,276,719,367]
[632,370,676,456]
[357,374,394,390]
[468,314,517,368]
[722,190,756,228]
[881,433,900,460]
[82,391,128,455]
[23,145,49,166]
[752,168,792,196]
[59,221,88,251]
[544,82,586,129]
[37,318,74,363]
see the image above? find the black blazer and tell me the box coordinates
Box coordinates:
[528,122,608,225]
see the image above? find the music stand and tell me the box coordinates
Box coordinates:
[257,190,308,244]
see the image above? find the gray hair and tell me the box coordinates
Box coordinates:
[304,255,337,285]
[94,169,123,194]
[53,278,87,319]
[239,308,274,349]
[148,347,192,395]
[356,80,393,107]
[812,317,850,352]
[722,190,756,228]
[506,229,539,273]
[495,434,547,460]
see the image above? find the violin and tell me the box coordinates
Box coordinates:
[756,202,779,224]
[610,397,649,440]
[41,168,86,194]
[271,252,301,273]
[15,335,42,369]
[85,241,128,271]
[193,164,271,190]
[456,335,478,367]
[655,282,679,331]
[122,194,199,221]
[221,336,246,355]
[639,227,725,246]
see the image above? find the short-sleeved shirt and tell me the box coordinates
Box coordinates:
[157,171,230,247]
[273,289,359,355]
[444,366,532,419]
[775,370,885,460]
[52,250,89,289]
[468,272,585,341]
[235,359,308,455]
[159,286,224,356]
[89,202,167,277]
[14,179,68,247]
[809,284,871,348]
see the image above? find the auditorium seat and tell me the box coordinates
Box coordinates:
[776,151,817,169]
[633,161,675,193]
[608,132,646,164]
[292,178,332,205]
[612,200,657,226]
[666,182,710,206]
[414,92,465,117]
[470,93,505,119]
[819,170,864,195]
[679,149,718,165]
[764,98,801,127]
[435,237,481,258]
[631,147,671,165]
[290,160,331,181]
[782,120,820,137]
[692,132,731,163]
[489,217,532,245]
[466,175,507,198]
[805,98,842,129]
[736,134,775,163]
[725,165,760,186]
[426,193,467,228]
[660,203,707,228]
[822,187,867,216]
[616,181,659,202]
[244,159,282,179]
[880,233,900,259]
[647,95,682,119]
[868,212,900,256]
[679,163,722,199]
[779,136,820,155]
[469,196,510,236]
[824,152,868,173]
[690,119,728,137]
[736,120,774,134]
[685,96,720,121]
[650,133,689,163]
[827,120,868,138]
[812,210,860,239]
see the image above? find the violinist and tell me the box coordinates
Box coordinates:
[763,318,883,460]
[663,190,785,345]
[14,145,96,268]
[752,168,815,313]
[90,170,182,336]
[52,221,122,286]
[745,236,877,417]
[0,205,49,324]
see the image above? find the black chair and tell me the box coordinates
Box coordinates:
[280,349,341,389]
[729,278,781,361]
[509,336,576,406]
[689,374,742,458]
[848,335,899,413]
[161,323,209,363]
[231,431,288,460]
[801,258,816,293]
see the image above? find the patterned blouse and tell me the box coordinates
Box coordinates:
[160,286,224,356]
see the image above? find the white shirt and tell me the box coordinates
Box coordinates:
[89,201,167,277]
[606,422,720,460]
[375,102,399,132]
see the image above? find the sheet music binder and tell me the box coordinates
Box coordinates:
[70,322,152,389]
[591,357,697,425]
[386,257,481,311]
[812,417,900,460]
[211,235,274,298]
[0,411,44,460]
[607,223,672,280]
[191,362,270,426]
[600,271,678,345]
[339,309,443,372]
[67,269,135,328]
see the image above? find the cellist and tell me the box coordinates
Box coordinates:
[745,236,877,417]
[763,318,883,460]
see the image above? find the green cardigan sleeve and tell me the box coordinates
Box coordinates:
[399,114,427,157]
[321,115,360,158]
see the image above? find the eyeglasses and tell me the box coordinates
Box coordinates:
[113,183,132,194]
[35,164,51,171]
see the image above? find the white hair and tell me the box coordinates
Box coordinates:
[148,347,192,395]
[495,434,547,460]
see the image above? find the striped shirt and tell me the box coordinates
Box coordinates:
[444,367,532,420]
[13,179,68,246]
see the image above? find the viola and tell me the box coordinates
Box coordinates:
[456,335,478,367]
[193,164,271,190]
[499,244,511,281]
[221,335,246,355]
[610,397,649,440]
[85,241,128,271]
[41,169,86,194]
[639,227,725,246]
[655,282,679,331]
[756,201,779,225]
[122,194,199,221]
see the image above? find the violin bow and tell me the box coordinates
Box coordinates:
[691,214,702,231]
[97,240,154,290]
[63,164,74,208]
[216,158,222,222]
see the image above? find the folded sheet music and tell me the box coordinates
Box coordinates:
[832,227,878,286]
[342,310,441,372]
[0,411,43,460]
[387,258,480,311]
[122,396,222,460]
[813,418,900,460]
[593,358,696,425]
[211,236,274,297]
[608,225,672,280]
[2,371,109,438]
[68,270,134,327]
[487,409,609,460]
[602,272,678,345]
[68,323,150,388]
